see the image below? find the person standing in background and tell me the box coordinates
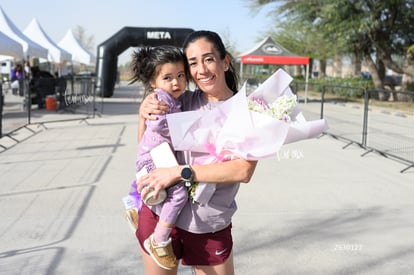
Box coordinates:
[10,63,24,96]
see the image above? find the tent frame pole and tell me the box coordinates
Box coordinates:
[240,62,243,82]
[305,63,309,104]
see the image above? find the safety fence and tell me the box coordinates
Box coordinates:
[0,75,100,150]
[2,77,413,172]
[292,82,414,173]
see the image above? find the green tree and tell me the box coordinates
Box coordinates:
[266,18,337,77]
[246,0,348,77]
[246,0,414,89]
[319,0,414,87]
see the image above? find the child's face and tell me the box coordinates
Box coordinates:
[151,62,186,99]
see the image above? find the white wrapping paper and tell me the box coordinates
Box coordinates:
[167,69,328,204]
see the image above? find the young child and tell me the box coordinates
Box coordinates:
[129,45,188,270]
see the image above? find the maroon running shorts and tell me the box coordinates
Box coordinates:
[136,204,233,266]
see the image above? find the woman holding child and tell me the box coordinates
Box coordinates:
[137,30,258,275]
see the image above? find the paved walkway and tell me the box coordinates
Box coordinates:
[0,84,413,275]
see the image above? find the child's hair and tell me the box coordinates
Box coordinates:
[130,45,188,95]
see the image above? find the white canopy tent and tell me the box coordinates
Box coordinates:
[0,30,24,59]
[23,18,72,63]
[0,6,48,59]
[58,29,96,65]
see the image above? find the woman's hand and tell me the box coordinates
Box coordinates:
[139,93,170,121]
[136,167,180,200]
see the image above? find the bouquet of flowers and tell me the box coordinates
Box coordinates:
[166,69,328,204]
[248,94,297,122]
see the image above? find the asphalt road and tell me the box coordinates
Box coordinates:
[1,83,413,274]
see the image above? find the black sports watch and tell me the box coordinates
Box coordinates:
[181,165,194,187]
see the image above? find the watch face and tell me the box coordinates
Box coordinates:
[181,167,192,180]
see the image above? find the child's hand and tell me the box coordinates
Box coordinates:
[139,93,169,121]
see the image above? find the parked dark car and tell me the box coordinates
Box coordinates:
[29,68,56,109]
[383,75,402,87]
[360,72,372,80]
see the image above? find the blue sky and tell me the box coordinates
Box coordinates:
[0,0,276,64]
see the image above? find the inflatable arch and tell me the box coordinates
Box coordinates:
[95,27,194,97]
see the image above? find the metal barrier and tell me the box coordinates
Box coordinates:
[2,77,413,172]
[363,89,414,172]
[293,81,414,173]
[0,83,3,139]
[58,75,98,117]
[1,79,29,140]
[0,75,98,150]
